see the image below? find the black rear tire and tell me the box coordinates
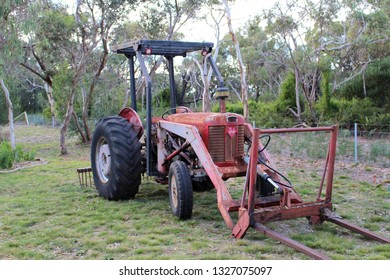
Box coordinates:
[168,161,193,220]
[91,116,142,200]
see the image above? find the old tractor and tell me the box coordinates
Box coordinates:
[90,40,389,259]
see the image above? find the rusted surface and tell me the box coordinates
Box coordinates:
[252,223,331,260]
[323,209,390,243]
[247,129,260,214]
[251,202,332,224]
[118,107,144,139]
[77,167,93,188]
[158,120,387,259]
[164,141,190,163]
[159,120,235,229]
[232,208,250,239]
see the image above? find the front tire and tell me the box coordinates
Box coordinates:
[168,161,193,220]
[91,116,142,200]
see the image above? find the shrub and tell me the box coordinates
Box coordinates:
[275,72,304,115]
[0,141,36,169]
[336,57,390,110]
[370,141,390,161]
[212,101,244,114]
[0,141,13,169]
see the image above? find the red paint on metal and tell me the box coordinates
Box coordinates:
[158,118,389,259]
[159,120,235,229]
[118,107,144,139]
[247,129,260,215]
[253,223,331,260]
[166,112,245,164]
[232,208,250,239]
[164,141,190,163]
[323,210,390,243]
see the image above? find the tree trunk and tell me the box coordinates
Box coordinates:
[222,0,249,122]
[294,68,303,124]
[202,55,211,112]
[72,111,87,143]
[1,78,15,149]
[362,70,367,98]
[44,83,56,128]
[81,87,91,143]
[60,90,76,155]
[193,56,211,112]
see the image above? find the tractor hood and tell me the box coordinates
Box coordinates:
[165,112,245,136]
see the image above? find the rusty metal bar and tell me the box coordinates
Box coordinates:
[251,202,332,224]
[167,133,192,164]
[325,126,338,202]
[259,126,335,134]
[252,223,331,260]
[323,214,390,243]
[159,120,235,229]
[317,143,330,201]
[240,160,251,209]
[248,129,260,214]
[163,141,190,164]
[77,167,93,187]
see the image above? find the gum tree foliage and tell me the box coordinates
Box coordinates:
[20,0,140,154]
[20,0,74,128]
[134,0,206,103]
[249,0,390,126]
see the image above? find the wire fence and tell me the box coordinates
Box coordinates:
[263,127,389,169]
[10,113,390,167]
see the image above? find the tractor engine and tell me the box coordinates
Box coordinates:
[165,112,245,166]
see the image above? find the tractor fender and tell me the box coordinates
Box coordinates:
[118,107,144,139]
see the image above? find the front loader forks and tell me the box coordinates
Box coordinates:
[237,126,389,259]
[157,121,389,259]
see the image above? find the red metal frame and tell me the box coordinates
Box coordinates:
[157,120,389,259]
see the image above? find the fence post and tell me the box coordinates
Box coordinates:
[354,123,358,163]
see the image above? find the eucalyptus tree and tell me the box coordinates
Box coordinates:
[260,0,390,125]
[134,0,207,104]
[26,0,140,154]
[20,0,74,128]
[222,0,249,121]
[237,16,286,100]
[188,0,225,112]
[0,0,27,148]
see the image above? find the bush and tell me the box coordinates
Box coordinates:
[212,101,244,114]
[0,141,13,169]
[0,141,36,169]
[336,57,390,110]
[370,141,390,161]
[330,98,388,130]
[275,72,303,114]
[250,100,294,128]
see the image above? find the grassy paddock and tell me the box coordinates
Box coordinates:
[0,125,389,260]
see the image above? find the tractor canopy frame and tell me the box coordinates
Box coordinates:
[112,40,224,176]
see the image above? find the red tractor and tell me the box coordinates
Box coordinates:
[90,40,389,259]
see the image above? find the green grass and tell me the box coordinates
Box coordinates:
[0,125,389,260]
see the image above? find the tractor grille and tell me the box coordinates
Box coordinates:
[208,125,244,162]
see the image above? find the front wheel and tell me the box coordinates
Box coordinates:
[168,161,193,220]
[91,116,142,200]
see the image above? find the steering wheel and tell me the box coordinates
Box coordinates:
[161,106,192,120]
